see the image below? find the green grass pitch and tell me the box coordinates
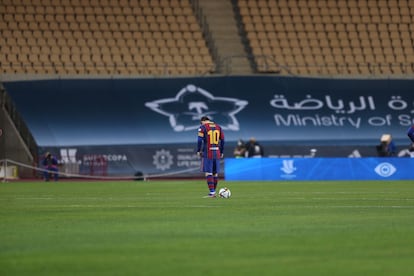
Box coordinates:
[1,180,414,276]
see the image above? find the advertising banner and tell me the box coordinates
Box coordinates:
[225,157,414,181]
[4,76,414,177]
[5,76,414,147]
[38,144,202,178]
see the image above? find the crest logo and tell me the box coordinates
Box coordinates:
[281,160,296,174]
[145,84,248,131]
[60,148,80,164]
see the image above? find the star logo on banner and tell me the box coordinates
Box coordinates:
[145,84,248,131]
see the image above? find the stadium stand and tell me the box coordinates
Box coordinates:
[0,0,215,76]
[237,0,414,76]
[0,0,413,77]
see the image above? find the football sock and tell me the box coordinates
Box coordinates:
[206,175,215,193]
[213,175,218,190]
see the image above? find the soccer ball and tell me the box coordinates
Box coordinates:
[218,187,231,198]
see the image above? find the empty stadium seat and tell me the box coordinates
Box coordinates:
[0,0,215,76]
[238,0,414,76]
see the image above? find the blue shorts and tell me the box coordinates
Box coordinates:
[200,158,220,174]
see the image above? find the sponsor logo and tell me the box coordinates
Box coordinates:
[145,84,247,131]
[59,148,128,165]
[374,162,397,177]
[60,148,80,164]
[280,159,297,179]
[153,149,174,171]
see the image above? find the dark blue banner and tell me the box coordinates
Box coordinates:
[5,76,414,177]
[38,144,202,177]
[5,76,414,147]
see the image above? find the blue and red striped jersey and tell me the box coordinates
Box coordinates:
[197,121,225,159]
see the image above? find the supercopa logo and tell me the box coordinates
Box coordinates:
[145,84,247,131]
[374,162,397,177]
[153,149,174,171]
[280,159,297,179]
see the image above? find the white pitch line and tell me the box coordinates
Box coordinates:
[293,205,414,209]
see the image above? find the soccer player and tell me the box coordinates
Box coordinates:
[197,116,225,198]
